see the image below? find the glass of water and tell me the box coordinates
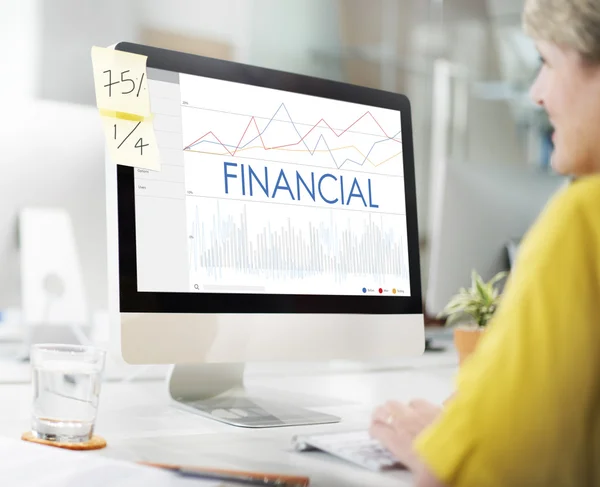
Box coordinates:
[30,344,106,443]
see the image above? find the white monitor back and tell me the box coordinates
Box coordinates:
[426,162,566,316]
[0,99,107,319]
[19,207,87,325]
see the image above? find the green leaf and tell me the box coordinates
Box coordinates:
[475,282,488,301]
[445,312,469,326]
[489,271,508,287]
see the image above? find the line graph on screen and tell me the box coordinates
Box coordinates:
[182,102,403,176]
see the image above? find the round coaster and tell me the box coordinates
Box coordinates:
[21,431,107,451]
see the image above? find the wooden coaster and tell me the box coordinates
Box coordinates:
[21,431,107,451]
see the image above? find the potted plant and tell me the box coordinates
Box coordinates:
[438,270,507,365]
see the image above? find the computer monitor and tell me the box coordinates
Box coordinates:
[426,161,567,317]
[105,42,424,428]
[0,99,107,338]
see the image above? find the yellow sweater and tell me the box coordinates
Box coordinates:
[415,174,600,486]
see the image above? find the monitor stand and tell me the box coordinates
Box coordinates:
[167,363,341,428]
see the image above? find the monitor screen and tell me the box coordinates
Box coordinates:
[133,68,410,298]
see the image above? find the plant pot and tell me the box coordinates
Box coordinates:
[453,326,485,365]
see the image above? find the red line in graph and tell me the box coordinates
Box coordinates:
[183,110,400,155]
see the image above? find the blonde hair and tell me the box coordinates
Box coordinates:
[523,0,600,62]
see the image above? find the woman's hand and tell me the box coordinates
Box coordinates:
[369,399,442,472]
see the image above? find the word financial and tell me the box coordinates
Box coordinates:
[223,162,379,208]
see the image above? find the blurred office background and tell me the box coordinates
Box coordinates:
[1,0,555,336]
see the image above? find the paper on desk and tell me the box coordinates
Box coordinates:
[0,437,222,487]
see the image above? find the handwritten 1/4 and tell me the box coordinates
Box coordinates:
[113,121,149,155]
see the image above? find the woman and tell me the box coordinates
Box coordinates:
[369,0,600,485]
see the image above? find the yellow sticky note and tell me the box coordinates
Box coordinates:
[91,46,151,118]
[101,116,160,171]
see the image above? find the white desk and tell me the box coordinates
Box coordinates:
[0,341,457,486]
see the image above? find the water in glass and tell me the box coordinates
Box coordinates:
[31,345,105,443]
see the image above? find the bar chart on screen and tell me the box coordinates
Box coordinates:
[179,73,410,296]
[186,198,410,295]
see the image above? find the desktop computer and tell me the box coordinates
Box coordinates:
[0,99,108,345]
[426,161,567,316]
[105,42,424,427]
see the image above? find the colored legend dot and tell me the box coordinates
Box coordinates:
[362,287,367,293]
[378,288,383,294]
[392,288,397,294]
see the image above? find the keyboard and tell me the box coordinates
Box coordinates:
[292,430,404,472]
